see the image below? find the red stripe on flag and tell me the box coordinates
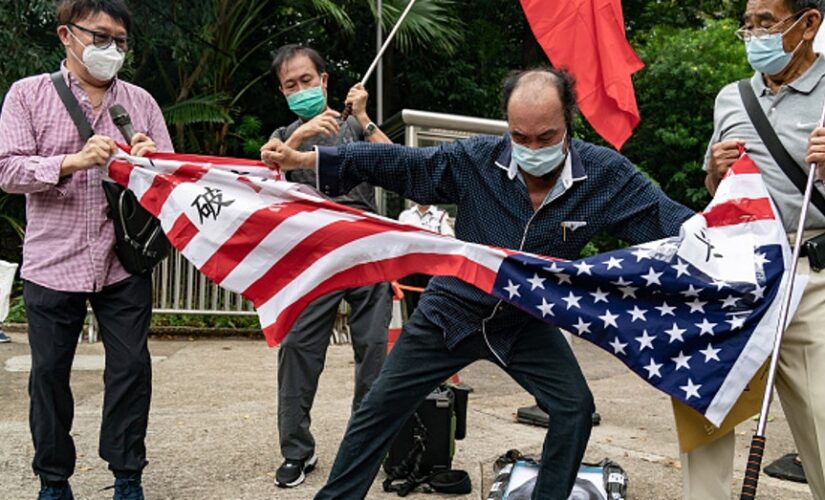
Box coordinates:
[139,163,209,216]
[166,213,199,251]
[262,252,499,346]
[703,198,775,227]
[236,176,262,193]
[728,154,760,175]
[244,218,419,304]
[200,202,323,284]
[108,159,134,188]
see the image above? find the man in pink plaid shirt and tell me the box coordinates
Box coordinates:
[0,1,172,499]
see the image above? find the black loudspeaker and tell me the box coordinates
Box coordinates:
[385,385,456,476]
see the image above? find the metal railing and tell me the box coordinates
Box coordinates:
[83,110,508,343]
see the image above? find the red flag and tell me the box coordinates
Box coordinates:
[520,0,644,150]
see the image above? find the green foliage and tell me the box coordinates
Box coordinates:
[371,0,464,55]
[622,18,753,211]
[151,313,261,329]
[132,0,356,154]
[162,94,233,126]
[0,0,62,93]
[624,0,745,31]
[6,295,25,323]
[227,115,268,157]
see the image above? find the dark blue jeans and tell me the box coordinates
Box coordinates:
[315,310,594,500]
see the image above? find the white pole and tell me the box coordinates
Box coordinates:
[360,0,417,86]
[377,0,384,124]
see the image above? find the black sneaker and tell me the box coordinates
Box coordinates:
[38,479,74,500]
[0,330,10,343]
[112,477,144,500]
[275,454,317,488]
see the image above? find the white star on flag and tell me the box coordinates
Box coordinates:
[598,309,620,328]
[671,259,690,278]
[699,343,721,362]
[671,351,692,371]
[573,261,594,276]
[686,298,707,313]
[726,315,747,330]
[590,288,609,303]
[655,301,676,317]
[536,298,555,318]
[609,337,628,355]
[695,318,717,336]
[573,317,591,335]
[627,305,648,322]
[644,358,663,379]
[562,291,582,310]
[527,274,546,291]
[680,378,702,400]
[635,330,656,351]
[603,257,624,270]
[641,267,663,286]
[720,295,740,308]
[504,280,521,298]
[665,323,687,343]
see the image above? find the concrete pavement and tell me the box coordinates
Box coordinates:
[0,329,810,499]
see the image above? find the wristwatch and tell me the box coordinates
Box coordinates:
[364,121,378,137]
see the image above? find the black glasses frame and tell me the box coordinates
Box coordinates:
[68,23,128,51]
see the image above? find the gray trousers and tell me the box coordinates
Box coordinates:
[277,282,391,460]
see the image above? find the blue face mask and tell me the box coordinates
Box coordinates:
[286,86,326,118]
[745,16,805,75]
[511,133,567,177]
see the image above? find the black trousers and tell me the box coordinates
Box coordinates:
[398,274,431,318]
[24,275,153,482]
[316,311,594,500]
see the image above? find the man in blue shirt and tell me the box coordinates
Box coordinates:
[261,67,695,499]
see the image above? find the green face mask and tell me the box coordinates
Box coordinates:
[286,86,326,118]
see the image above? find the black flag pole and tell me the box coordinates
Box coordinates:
[340,0,418,121]
[740,107,825,499]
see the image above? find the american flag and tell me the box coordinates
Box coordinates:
[106,149,792,426]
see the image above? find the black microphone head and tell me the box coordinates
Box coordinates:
[109,104,136,142]
[109,104,130,126]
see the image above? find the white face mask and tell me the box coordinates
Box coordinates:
[68,29,125,81]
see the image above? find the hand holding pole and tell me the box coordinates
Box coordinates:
[340,0,418,122]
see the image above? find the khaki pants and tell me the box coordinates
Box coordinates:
[680,238,825,500]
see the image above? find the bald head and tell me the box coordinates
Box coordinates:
[502,67,577,136]
[510,72,561,106]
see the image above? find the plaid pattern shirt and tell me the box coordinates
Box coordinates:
[0,63,173,292]
[318,136,695,364]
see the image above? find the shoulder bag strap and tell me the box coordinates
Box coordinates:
[49,71,94,142]
[737,78,825,216]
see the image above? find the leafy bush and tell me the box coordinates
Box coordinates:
[623,18,752,211]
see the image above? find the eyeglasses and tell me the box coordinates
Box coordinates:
[734,9,809,41]
[68,23,129,51]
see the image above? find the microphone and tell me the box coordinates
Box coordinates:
[109,104,136,143]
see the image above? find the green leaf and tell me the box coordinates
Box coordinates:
[372,0,464,55]
[162,95,234,126]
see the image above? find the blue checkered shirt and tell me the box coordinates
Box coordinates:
[317,135,694,364]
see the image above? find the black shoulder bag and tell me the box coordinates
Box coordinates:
[49,72,170,275]
[738,78,825,271]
